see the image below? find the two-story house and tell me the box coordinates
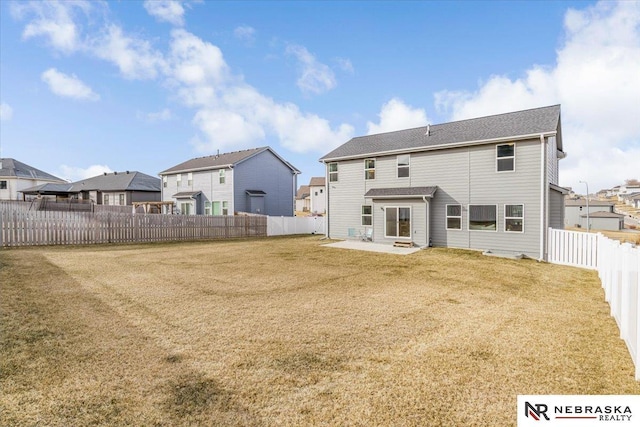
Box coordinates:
[308,177,326,215]
[0,158,66,201]
[320,105,567,260]
[159,147,299,216]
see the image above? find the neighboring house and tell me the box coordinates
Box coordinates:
[632,194,640,209]
[320,105,568,260]
[618,183,640,197]
[159,147,299,216]
[0,158,66,201]
[621,192,640,206]
[564,199,615,228]
[21,171,161,205]
[580,211,625,231]
[295,185,311,212]
[308,177,326,215]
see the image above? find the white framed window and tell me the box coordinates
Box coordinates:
[397,154,410,178]
[180,202,192,215]
[205,201,211,215]
[505,204,524,232]
[362,205,372,226]
[0,180,6,189]
[446,204,462,230]
[118,194,125,206]
[176,173,182,187]
[497,143,515,172]
[469,205,497,231]
[385,206,411,238]
[364,159,376,180]
[219,169,225,184]
[329,162,338,182]
[187,172,193,186]
[103,194,110,205]
[222,201,229,215]
[162,176,167,188]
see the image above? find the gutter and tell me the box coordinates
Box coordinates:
[539,134,546,261]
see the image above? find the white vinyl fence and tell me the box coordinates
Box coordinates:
[267,216,325,236]
[547,228,640,380]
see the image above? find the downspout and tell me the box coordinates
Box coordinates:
[324,161,329,238]
[423,195,430,248]
[539,134,546,261]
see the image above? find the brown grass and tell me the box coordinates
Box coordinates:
[1,236,639,426]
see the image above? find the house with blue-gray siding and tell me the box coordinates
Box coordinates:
[159,147,299,216]
[320,105,568,260]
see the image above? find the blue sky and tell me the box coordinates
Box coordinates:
[1,0,639,192]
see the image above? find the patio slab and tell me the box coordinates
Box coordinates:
[322,240,422,255]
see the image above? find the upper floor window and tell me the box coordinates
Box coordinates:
[505,204,524,232]
[176,173,182,187]
[328,163,338,182]
[162,176,167,188]
[219,169,225,184]
[497,143,515,172]
[0,180,7,190]
[364,159,376,180]
[397,154,410,178]
[187,172,193,186]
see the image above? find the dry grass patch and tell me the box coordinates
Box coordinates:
[1,236,639,426]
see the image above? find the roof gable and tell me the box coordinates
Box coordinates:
[320,105,562,161]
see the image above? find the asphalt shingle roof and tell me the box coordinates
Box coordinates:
[71,171,160,192]
[364,186,438,198]
[320,105,562,161]
[309,177,325,186]
[0,158,65,181]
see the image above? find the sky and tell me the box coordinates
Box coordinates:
[1,0,639,194]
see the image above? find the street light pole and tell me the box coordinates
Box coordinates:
[579,180,590,231]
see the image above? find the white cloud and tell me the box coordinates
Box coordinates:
[143,0,185,26]
[433,0,640,191]
[0,103,14,121]
[138,108,172,122]
[367,98,429,135]
[91,24,167,80]
[59,164,113,181]
[335,57,354,74]
[41,68,100,101]
[234,25,256,44]
[11,0,92,54]
[286,44,337,95]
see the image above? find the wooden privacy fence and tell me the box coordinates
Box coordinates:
[0,210,266,247]
[547,228,640,380]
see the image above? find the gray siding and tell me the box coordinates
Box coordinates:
[328,138,545,258]
[233,150,296,216]
[162,168,234,215]
[583,216,623,231]
[565,205,613,228]
[548,188,564,229]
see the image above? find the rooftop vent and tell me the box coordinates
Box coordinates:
[425,124,431,136]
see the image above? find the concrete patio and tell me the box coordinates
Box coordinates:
[322,240,422,255]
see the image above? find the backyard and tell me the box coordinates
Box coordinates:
[1,236,639,426]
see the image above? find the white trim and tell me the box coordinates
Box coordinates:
[328,162,338,183]
[496,143,516,173]
[445,204,463,231]
[361,204,373,226]
[364,158,376,181]
[504,204,525,233]
[384,206,412,239]
[468,204,498,232]
[539,134,546,260]
[321,131,557,162]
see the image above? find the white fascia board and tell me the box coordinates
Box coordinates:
[158,164,233,176]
